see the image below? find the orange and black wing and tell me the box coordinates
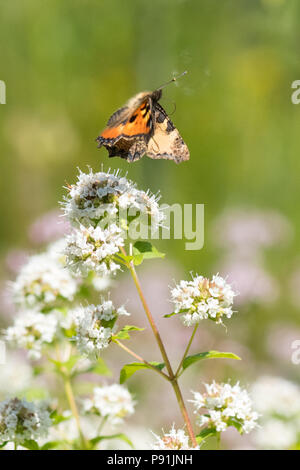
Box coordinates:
[146,102,189,164]
[96,95,154,162]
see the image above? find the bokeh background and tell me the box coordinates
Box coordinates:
[1,0,300,449]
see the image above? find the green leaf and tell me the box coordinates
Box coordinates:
[114,253,134,265]
[40,441,61,450]
[120,361,165,384]
[113,325,144,341]
[196,428,217,443]
[88,358,112,376]
[227,418,244,434]
[32,365,45,376]
[90,433,133,449]
[21,439,40,450]
[50,410,71,426]
[132,241,165,265]
[49,355,81,375]
[0,441,8,449]
[163,311,179,318]
[182,350,241,372]
[132,253,143,265]
[163,308,189,318]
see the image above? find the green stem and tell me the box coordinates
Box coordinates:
[63,375,88,450]
[97,416,108,436]
[175,324,199,377]
[55,345,88,450]
[216,431,221,450]
[121,247,197,448]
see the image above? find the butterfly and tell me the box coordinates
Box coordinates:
[96,72,190,164]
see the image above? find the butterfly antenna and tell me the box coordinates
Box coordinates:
[156,71,188,91]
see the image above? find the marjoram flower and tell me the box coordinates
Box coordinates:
[72,301,129,357]
[12,246,77,311]
[151,425,199,450]
[171,274,236,326]
[190,381,258,434]
[5,311,58,360]
[82,384,135,425]
[0,398,51,445]
[63,168,164,231]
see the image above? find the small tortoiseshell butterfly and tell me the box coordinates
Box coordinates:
[96,72,190,164]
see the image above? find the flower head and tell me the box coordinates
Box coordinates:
[82,384,135,425]
[151,425,198,450]
[63,169,164,231]
[171,274,236,326]
[190,381,258,434]
[254,418,298,450]
[64,223,124,277]
[72,301,129,357]
[12,243,77,311]
[0,398,51,445]
[251,376,300,418]
[251,376,300,449]
[6,311,57,360]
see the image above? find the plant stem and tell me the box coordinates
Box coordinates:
[121,247,197,447]
[57,345,88,450]
[126,256,173,376]
[113,338,170,381]
[175,324,199,377]
[216,431,221,450]
[64,375,88,450]
[97,416,108,436]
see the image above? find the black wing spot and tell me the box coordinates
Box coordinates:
[166,120,175,133]
[142,104,150,117]
[129,114,137,123]
[156,111,165,124]
[146,116,152,128]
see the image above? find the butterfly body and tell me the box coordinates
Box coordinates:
[96,87,189,163]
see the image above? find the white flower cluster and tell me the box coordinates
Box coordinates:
[64,224,124,277]
[151,425,198,450]
[190,381,258,434]
[251,376,300,418]
[6,235,113,360]
[72,301,129,357]
[62,169,164,277]
[0,398,51,445]
[251,376,300,449]
[118,186,164,229]
[6,311,58,360]
[170,274,236,326]
[253,419,298,450]
[63,168,164,229]
[12,241,77,311]
[82,384,135,425]
[6,240,79,359]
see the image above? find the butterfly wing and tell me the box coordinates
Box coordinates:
[146,102,190,164]
[96,92,154,162]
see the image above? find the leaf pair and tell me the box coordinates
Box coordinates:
[119,350,240,383]
[116,241,165,267]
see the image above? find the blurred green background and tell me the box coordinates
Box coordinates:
[1,0,300,448]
